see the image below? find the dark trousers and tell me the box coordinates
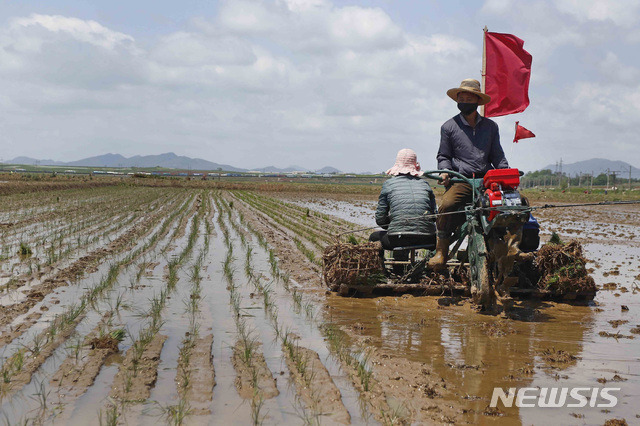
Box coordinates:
[435,183,473,239]
[369,231,436,260]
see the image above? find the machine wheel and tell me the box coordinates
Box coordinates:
[468,228,495,311]
[475,252,495,311]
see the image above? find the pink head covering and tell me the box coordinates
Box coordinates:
[386,148,421,177]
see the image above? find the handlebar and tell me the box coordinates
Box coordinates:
[421,170,475,186]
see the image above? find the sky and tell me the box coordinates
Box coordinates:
[1,0,640,173]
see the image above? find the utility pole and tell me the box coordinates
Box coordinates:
[606,169,621,190]
[590,172,593,192]
[555,158,563,188]
[630,166,633,191]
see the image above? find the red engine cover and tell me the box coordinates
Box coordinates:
[483,168,520,190]
[486,184,502,221]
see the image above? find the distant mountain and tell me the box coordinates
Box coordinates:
[257,165,310,173]
[316,166,341,174]
[7,156,66,166]
[7,153,348,174]
[66,153,128,167]
[9,152,246,172]
[540,158,640,178]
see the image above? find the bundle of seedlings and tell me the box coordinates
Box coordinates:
[534,239,596,294]
[322,242,385,289]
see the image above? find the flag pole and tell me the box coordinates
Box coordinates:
[511,121,517,157]
[481,26,488,116]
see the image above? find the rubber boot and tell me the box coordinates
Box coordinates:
[392,250,408,276]
[428,238,450,271]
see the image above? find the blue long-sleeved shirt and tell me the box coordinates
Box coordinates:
[437,113,509,178]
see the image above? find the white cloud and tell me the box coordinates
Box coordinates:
[217,0,284,34]
[10,14,135,50]
[555,0,640,27]
[480,0,514,15]
[1,1,640,171]
[328,6,403,51]
[597,52,640,84]
[150,32,256,67]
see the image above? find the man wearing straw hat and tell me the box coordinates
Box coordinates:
[370,148,437,273]
[428,78,509,271]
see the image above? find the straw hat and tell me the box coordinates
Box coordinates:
[446,78,491,105]
[386,148,421,177]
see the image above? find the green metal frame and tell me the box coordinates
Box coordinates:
[422,170,494,308]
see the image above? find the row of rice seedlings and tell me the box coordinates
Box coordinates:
[0,184,154,221]
[212,195,231,247]
[164,192,206,294]
[3,187,173,270]
[230,205,379,418]
[159,192,200,256]
[172,196,212,423]
[239,190,351,228]
[231,193,328,266]
[217,197,248,248]
[1,189,182,289]
[0,186,135,235]
[239,230,323,424]
[213,194,267,425]
[241,191,371,244]
[0,300,86,395]
[106,192,208,420]
[292,237,320,266]
[233,192,328,250]
[224,205,321,417]
[234,191,344,243]
[0,191,195,396]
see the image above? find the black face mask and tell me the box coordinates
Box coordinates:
[457,102,478,115]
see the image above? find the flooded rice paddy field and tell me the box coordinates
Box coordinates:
[0,186,638,425]
[282,193,640,425]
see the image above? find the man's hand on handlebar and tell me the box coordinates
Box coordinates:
[439,173,450,187]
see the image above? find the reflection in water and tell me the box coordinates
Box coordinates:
[308,198,640,424]
[325,295,596,424]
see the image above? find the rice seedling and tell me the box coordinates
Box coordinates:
[98,403,119,426]
[65,337,84,364]
[110,291,129,314]
[354,350,373,392]
[30,379,50,417]
[18,242,32,257]
[250,389,265,426]
[157,399,192,426]
[380,403,405,426]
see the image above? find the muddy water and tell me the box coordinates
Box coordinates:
[309,199,640,424]
[246,235,368,424]
[291,198,376,227]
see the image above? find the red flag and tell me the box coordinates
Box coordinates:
[484,32,532,117]
[513,121,535,143]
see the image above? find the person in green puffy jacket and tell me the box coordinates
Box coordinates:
[369,149,437,270]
